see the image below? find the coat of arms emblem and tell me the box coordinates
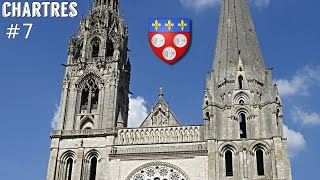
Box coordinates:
[149,18,191,64]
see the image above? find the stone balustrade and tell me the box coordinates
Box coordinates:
[51,128,115,138]
[111,142,207,155]
[116,125,203,145]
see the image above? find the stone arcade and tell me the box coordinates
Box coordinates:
[46,0,292,179]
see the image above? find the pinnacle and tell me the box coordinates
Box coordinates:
[159,87,164,99]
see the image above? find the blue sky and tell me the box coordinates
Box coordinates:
[0,0,319,179]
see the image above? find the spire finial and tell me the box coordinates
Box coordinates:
[159,87,164,99]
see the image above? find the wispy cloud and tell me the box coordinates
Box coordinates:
[179,0,271,11]
[249,0,271,8]
[51,104,60,130]
[179,0,220,11]
[283,125,306,158]
[128,95,148,127]
[291,106,320,126]
[275,65,320,97]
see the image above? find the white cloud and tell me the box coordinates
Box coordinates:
[283,125,306,158]
[291,106,320,126]
[275,65,320,97]
[179,0,271,11]
[128,95,148,127]
[274,75,307,96]
[179,0,220,11]
[249,0,271,8]
[51,104,60,130]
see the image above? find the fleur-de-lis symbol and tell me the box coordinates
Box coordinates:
[178,19,188,31]
[165,20,174,31]
[152,20,161,31]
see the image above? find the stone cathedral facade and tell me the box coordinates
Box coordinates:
[46,0,292,180]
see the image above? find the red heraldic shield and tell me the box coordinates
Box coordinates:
[149,18,191,64]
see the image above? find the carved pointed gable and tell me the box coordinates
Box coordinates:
[140,88,180,128]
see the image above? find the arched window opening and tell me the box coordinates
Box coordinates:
[80,79,99,113]
[225,150,233,177]
[239,113,247,138]
[89,157,98,180]
[256,149,265,176]
[106,39,114,57]
[65,158,73,180]
[239,100,244,105]
[238,75,244,89]
[91,38,100,58]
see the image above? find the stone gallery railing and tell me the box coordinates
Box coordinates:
[51,128,115,138]
[116,125,203,145]
[110,142,207,155]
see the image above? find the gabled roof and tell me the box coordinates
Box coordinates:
[140,87,180,128]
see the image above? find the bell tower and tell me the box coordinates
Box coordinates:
[46,1,130,179]
[203,0,292,179]
[58,0,130,131]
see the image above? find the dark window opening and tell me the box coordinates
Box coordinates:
[89,157,97,180]
[74,43,83,60]
[239,113,247,138]
[238,75,244,89]
[108,13,112,28]
[107,39,114,57]
[206,112,210,120]
[256,149,265,176]
[92,43,99,57]
[239,100,244,105]
[65,158,73,180]
[91,83,99,110]
[80,86,89,110]
[225,150,233,176]
[276,109,280,126]
[91,38,100,58]
[80,79,99,113]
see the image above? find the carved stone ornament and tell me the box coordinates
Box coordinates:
[126,162,190,180]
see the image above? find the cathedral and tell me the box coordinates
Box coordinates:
[46,0,292,179]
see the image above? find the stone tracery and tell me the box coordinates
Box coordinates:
[126,162,189,180]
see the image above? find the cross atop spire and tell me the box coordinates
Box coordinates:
[212,0,266,83]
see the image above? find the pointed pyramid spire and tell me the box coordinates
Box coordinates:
[213,0,266,83]
[117,109,124,128]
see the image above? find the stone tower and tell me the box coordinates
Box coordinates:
[46,0,131,179]
[46,0,293,179]
[56,0,130,131]
[203,0,292,179]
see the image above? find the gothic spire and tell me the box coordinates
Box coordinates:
[213,0,266,83]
